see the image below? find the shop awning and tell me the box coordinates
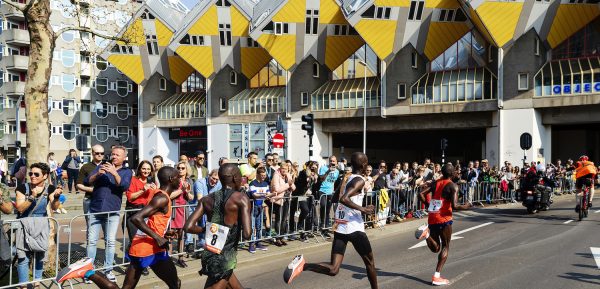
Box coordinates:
[228,87,285,115]
[410,67,497,105]
[157,91,206,120]
[311,77,380,111]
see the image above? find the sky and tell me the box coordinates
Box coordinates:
[181,0,199,8]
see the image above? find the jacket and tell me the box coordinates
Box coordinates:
[575,161,597,179]
[270,170,295,206]
[16,217,49,260]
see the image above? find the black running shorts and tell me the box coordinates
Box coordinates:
[332,231,372,256]
[576,174,594,189]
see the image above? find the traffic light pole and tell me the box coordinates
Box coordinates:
[308,134,313,160]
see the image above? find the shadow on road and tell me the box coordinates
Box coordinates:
[558,272,600,286]
[340,264,430,285]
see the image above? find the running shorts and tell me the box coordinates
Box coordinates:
[127,251,169,269]
[332,231,372,256]
[576,174,594,189]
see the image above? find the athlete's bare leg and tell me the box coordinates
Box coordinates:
[426,227,441,254]
[150,259,180,289]
[435,225,452,273]
[304,253,344,276]
[204,273,243,289]
[88,264,142,289]
[358,252,378,289]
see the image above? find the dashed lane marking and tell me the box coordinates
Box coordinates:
[563,220,574,224]
[409,222,494,249]
[590,247,600,269]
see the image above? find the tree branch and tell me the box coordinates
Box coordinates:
[22,0,36,13]
[0,0,26,12]
[54,26,130,43]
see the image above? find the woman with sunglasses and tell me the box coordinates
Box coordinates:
[14,163,62,288]
[169,161,194,267]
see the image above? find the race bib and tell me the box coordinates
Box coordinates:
[428,199,443,213]
[334,204,351,224]
[204,222,230,254]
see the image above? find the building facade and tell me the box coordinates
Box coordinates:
[0,0,142,166]
[105,0,600,168]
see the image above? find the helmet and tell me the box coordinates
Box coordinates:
[579,155,589,162]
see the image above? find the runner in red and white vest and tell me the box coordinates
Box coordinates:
[416,163,471,286]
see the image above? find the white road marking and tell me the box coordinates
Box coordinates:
[563,220,574,224]
[594,209,600,213]
[449,271,472,284]
[409,222,494,249]
[590,247,600,269]
[454,212,468,217]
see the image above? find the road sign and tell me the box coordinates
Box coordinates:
[520,133,532,150]
[273,133,285,148]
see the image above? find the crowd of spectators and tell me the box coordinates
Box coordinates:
[2,147,600,286]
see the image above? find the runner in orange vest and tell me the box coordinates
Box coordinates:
[56,167,181,289]
[416,163,471,286]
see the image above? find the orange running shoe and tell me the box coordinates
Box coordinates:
[415,224,430,240]
[283,255,305,284]
[432,275,450,286]
[56,257,94,283]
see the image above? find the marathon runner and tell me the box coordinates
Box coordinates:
[575,155,596,211]
[56,166,181,289]
[283,152,378,289]
[415,163,471,286]
[184,163,252,289]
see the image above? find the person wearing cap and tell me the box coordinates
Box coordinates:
[190,151,208,182]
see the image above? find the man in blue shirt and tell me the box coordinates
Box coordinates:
[187,169,222,254]
[248,167,271,253]
[85,145,132,283]
[317,155,340,239]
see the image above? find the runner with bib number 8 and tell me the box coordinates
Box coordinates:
[184,163,252,289]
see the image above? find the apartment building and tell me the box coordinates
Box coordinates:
[0,0,142,166]
[104,0,600,168]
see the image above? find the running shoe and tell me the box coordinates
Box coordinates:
[432,275,450,286]
[249,243,256,254]
[56,257,94,283]
[283,254,305,284]
[105,271,117,283]
[415,224,430,240]
[256,243,268,251]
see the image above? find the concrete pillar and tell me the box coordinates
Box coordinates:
[499,108,550,167]
[485,111,500,167]
[208,124,228,170]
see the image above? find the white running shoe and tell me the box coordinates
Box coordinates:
[283,254,305,284]
[415,224,430,240]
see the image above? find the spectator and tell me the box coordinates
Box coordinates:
[218,157,228,167]
[170,161,194,268]
[12,154,27,187]
[86,145,132,282]
[386,168,402,190]
[270,161,295,246]
[248,167,270,252]
[152,155,164,185]
[47,152,58,186]
[272,153,281,170]
[433,163,442,181]
[188,169,221,253]
[316,155,340,238]
[240,152,260,185]
[179,155,189,163]
[364,165,374,193]
[264,153,276,181]
[400,162,411,186]
[14,163,62,285]
[190,150,208,182]
[76,145,105,232]
[0,153,6,184]
[386,168,405,222]
[0,182,14,215]
[63,149,82,194]
[372,160,387,191]
[124,161,156,243]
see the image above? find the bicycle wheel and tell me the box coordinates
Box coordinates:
[579,190,585,221]
[584,190,589,218]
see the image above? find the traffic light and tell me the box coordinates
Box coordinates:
[441,138,448,150]
[301,113,314,136]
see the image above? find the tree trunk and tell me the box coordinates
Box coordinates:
[25,0,58,275]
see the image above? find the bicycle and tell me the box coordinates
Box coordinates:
[578,183,590,221]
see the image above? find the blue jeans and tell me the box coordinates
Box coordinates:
[252,203,264,242]
[87,213,120,273]
[184,205,206,247]
[17,251,44,283]
[83,197,91,232]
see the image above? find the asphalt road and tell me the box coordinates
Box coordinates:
[178,195,600,289]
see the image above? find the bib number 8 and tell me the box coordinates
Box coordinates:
[211,234,218,246]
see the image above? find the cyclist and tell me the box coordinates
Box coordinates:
[575,155,596,211]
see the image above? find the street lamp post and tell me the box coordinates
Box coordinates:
[359,59,367,154]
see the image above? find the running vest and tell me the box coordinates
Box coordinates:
[428,179,453,225]
[576,161,597,179]
[334,174,365,234]
[205,188,241,254]
[129,190,171,257]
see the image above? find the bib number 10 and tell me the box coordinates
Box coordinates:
[205,222,229,254]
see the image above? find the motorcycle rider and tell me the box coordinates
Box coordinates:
[575,155,596,211]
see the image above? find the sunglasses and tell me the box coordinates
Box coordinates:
[177,167,186,170]
[93,152,105,155]
[28,172,41,177]
[198,157,205,160]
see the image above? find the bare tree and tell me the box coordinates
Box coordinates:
[1,0,139,276]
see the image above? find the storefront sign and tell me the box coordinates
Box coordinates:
[552,82,600,95]
[169,126,207,140]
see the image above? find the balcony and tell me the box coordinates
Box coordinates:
[0,133,26,148]
[0,4,25,20]
[0,106,26,121]
[1,81,25,96]
[80,62,92,77]
[2,29,30,46]
[80,86,91,100]
[80,111,91,125]
[5,55,29,71]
